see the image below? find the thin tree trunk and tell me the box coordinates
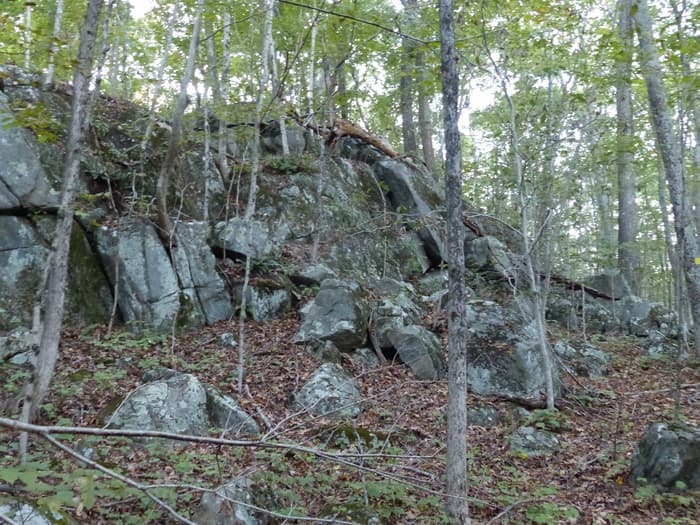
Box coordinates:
[669,0,700,236]
[481,10,556,410]
[416,48,436,172]
[307,1,317,115]
[616,0,641,294]
[238,0,274,393]
[20,0,104,457]
[140,4,179,158]
[400,0,418,155]
[633,0,700,357]
[219,10,232,184]
[24,4,32,69]
[593,178,616,264]
[155,0,204,242]
[440,2,469,522]
[44,0,65,88]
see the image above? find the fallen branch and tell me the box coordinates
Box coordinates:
[42,433,196,525]
[0,416,457,502]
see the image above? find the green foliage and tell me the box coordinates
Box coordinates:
[85,329,167,352]
[524,409,571,433]
[264,154,316,175]
[4,100,62,143]
[525,501,579,524]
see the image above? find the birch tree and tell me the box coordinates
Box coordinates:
[155,0,205,242]
[399,0,417,155]
[632,0,700,357]
[20,0,105,456]
[439,1,469,522]
[237,0,275,393]
[44,0,65,88]
[615,0,641,294]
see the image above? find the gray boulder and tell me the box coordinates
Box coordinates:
[172,221,232,325]
[630,422,700,490]
[373,158,445,264]
[468,405,502,427]
[232,283,291,321]
[213,217,278,259]
[0,216,111,331]
[291,263,337,287]
[464,235,515,279]
[95,219,180,331]
[388,325,447,380]
[510,426,560,457]
[108,370,258,439]
[0,92,58,210]
[466,300,561,399]
[306,340,343,364]
[553,341,611,378]
[195,477,265,525]
[289,363,362,418]
[0,327,37,362]
[370,280,422,349]
[644,330,678,358]
[107,371,210,437]
[614,296,678,338]
[262,120,307,155]
[584,270,631,299]
[417,270,448,296]
[0,216,48,330]
[205,386,260,437]
[350,347,381,370]
[294,279,369,351]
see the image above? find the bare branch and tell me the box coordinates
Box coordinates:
[278,0,426,43]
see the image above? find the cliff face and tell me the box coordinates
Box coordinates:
[0,65,445,333]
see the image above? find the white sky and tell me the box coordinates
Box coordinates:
[128,0,154,19]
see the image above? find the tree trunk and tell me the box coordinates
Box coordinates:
[44,0,65,89]
[399,0,418,155]
[668,0,700,237]
[481,7,556,411]
[219,10,232,183]
[616,0,641,294]
[439,2,469,522]
[633,0,700,357]
[416,47,436,172]
[238,0,275,393]
[155,0,204,243]
[20,0,104,456]
[141,4,178,153]
[24,4,32,69]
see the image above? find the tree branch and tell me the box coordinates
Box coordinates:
[278,0,426,43]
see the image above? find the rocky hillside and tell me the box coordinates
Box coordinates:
[1,64,698,524]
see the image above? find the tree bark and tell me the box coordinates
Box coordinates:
[668,0,700,237]
[416,47,436,172]
[399,0,418,155]
[238,0,275,393]
[633,0,700,357]
[439,1,469,522]
[44,0,65,89]
[24,3,32,69]
[616,0,641,294]
[20,0,104,456]
[155,0,204,242]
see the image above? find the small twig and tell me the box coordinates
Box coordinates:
[0,513,16,525]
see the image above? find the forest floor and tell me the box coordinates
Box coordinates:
[1,307,699,524]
